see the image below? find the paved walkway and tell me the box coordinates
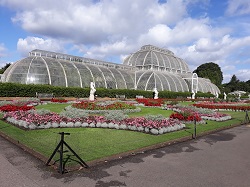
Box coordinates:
[1,125,250,187]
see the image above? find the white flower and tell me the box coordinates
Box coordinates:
[82,122,89,127]
[44,123,51,129]
[29,124,37,129]
[67,122,74,127]
[144,127,150,133]
[38,124,45,129]
[180,124,186,128]
[18,120,22,126]
[114,124,120,129]
[150,128,159,135]
[52,122,59,128]
[96,122,102,128]
[137,126,144,131]
[169,126,175,132]
[74,121,81,127]
[158,128,164,134]
[89,123,95,128]
[60,122,67,127]
[119,124,127,129]
[101,123,108,128]
[108,123,115,128]
[130,126,137,131]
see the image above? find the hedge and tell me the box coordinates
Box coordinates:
[0,82,214,99]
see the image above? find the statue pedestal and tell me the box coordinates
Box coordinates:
[89,94,95,101]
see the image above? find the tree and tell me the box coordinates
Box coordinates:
[224,75,250,93]
[229,74,239,84]
[0,63,11,74]
[193,62,223,86]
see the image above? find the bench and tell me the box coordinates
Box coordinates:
[36,92,54,101]
[116,94,126,100]
[136,95,144,99]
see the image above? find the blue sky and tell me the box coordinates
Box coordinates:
[0,0,249,83]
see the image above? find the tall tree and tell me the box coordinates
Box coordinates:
[0,63,11,74]
[224,75,250,93]
[193,62,223,86]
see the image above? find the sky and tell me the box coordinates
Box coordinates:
[0,0,249,83]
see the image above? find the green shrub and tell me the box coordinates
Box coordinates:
[0,82,215,99]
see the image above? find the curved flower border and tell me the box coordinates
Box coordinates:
[3,110,185,135]
[164,105,232,122]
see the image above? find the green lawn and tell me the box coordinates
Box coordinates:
[0,103,247,166]
[35,103,71,113]
[129,107,173,117]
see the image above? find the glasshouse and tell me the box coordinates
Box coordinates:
[1,45,220,95]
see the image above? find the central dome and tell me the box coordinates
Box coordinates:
[123,45,191,73]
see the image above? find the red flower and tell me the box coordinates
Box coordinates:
[0,105,34,112]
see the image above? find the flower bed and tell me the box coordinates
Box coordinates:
[3,109,185,135]
[136,98,164,106]
[165,104,231,122]
[64,105,141,115]
[169,112,202,122]
[193,102,250,111]
[0,98,40,107]
[0,104,35,112]
[50,98,68,103]
[72,101,136,110]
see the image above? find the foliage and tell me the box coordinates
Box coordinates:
[60,106,89,118]
[0,82,90,97]
[223,74,250,93]
[0,63,11,74]
[104,111,129,121]
[193,62,223,86]
[166,104,231,122]
[170,112,201,122]
[72,101,136,110]
[159,91,190,98]
[195,92,214,98]
[144,114,165,121]
[0,104,34,112]
[0,82,217,99]
[3,109,185,135]
[136,98,164,106]
[51,98,68,103]
[193,102,250,111]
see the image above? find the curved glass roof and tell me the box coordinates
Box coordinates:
[135,70,189,92]
[3,56,134,89]
[2,45,221,94]
[124,45,191,74]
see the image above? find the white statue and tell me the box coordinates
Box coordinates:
[89,82,96,101]
[215,92,219,98]
[191,90,195,99]
[153,88,158,99]
[238,93,241,100]
[224,92,227,100]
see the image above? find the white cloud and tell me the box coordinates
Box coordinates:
[1,0,249,83]
[0,43,12,69]
[223,69,250,83]
[226,0,250,16]
[0,43,7,58]
[236,69,250,81]
[17,37,65,57]
[222,65,235,72]
[5,0,192,46]
[175,35,250,66]
[172,34,250,83]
